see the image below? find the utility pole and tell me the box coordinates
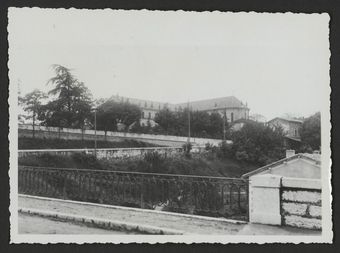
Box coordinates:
[223,108,226,142]
[187,101,191,144]
[94,108,97,157]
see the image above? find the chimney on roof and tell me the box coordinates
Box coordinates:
[286,149,295,158]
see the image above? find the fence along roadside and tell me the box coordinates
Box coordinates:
[18,166,249,221]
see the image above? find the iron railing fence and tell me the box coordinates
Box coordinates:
[18,166,249,221]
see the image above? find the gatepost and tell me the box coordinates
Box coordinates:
[249,174,282,225]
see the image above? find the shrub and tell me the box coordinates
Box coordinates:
[205,143,213,151]
[235,151,249,161]
[216,141,232,159]
[142,151,166,173]
[70,152,103,170]
[182,142,192,158]
[300,112,321,151]
[230,121,285,165]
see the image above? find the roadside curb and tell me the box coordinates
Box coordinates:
[18,207,186,235]
[19,194,247,225]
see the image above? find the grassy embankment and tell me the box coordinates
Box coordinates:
[19,153,257,176]
[19,138,258,177]
[19,137,158,150]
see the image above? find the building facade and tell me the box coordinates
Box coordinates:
[267,117,303,150]
[109,95,250,126]
[267,117,302,141]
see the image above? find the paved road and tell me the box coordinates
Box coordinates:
[19,213,132,234]
[19,195,321,235]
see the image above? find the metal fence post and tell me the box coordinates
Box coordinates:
[62,173,67,199]
[140,179,145,208]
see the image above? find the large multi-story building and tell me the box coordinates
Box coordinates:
[109,95,250,127]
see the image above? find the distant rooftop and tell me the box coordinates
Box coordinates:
[109,95,249,111]
[177,96,249,111]
[268,117,303,124]
[109,95,175,110]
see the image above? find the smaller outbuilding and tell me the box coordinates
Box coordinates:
[243,150,322,230]
[267,117,303,150]
[242,150,321,179]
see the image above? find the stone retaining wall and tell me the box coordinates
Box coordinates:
[18,146,205,160]
[281,178,322,230]
[249,175,322,230]
[19,124,226,147]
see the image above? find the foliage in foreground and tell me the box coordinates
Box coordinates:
[19,152,250,219]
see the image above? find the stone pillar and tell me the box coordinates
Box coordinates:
[249,174,282,225]
[286,149,295,158]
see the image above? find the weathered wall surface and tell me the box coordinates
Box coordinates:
[281,178,322,230]
[266,159,321,179]
[19,124,226,147]
[249,175,322,230]
[18,146,204,160]
[249,174,282,225]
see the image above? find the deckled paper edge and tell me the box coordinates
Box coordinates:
[7,8,333,244]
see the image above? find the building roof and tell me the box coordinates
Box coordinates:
[285,136,302,142]
[109,95,176,110]
[109,95,248,112]
[176,96,249,111]
[241,153,321,179]
[268,117,303,124]
[249,113,267,123]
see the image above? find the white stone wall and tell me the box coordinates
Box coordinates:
[19,124,227,147]
[281,178,322,230]
[18,147,196,160]
[249,174,282,225]
[249,175,322,230]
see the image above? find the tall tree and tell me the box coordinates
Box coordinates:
[230,121,285,165]
[154,108,225,138]
[70,82,93,129]
[20,89,47,138]
[95,100,141,136]
[17,79,26,124]
[154,108,177,135]
[300,112,321,151]
[39,65,93,129]
[208,112,225,139]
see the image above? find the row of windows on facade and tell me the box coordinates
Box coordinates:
[141,111,239,122]
[119,97,233,111]
[119,97,167,110]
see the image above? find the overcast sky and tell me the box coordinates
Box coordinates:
[8,8,329,120]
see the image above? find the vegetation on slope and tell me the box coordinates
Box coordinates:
[19,151,257,178]
[18,137,158,150]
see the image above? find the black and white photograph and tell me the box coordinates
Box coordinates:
[8,8,332,243]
